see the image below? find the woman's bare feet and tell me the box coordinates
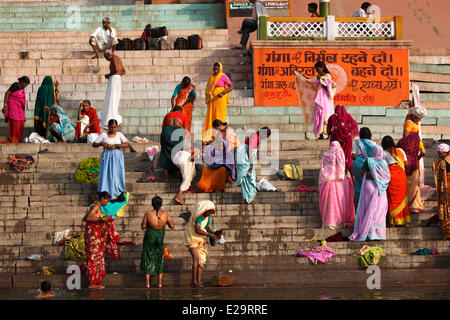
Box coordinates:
[158,284,163,288]
[145,284,150,288]
[404,223,414,228]
[89,284,105,289]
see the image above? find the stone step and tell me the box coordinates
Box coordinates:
[410,64,450,75]
[5,238,450,259]
[5,254,450,275]
[410,82,450,93]
[409,56,450,65]
[409,72,450,84]
[6,267,450,289]
[2,228,445,246]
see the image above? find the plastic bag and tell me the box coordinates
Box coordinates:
[256,178,277,192]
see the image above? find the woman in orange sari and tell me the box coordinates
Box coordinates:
[433,143,450,240]
[381,135,412,227]
[171,76,196,133]
[202,62,234,143]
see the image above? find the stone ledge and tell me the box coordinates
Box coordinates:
[251,40,413,49]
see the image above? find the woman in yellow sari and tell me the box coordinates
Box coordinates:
[433,143,450,240]
[202,62,234,143]
[184,200,219,288]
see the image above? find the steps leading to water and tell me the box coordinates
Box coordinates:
[0,140,448,288]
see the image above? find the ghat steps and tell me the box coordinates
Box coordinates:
[0,141,449,288]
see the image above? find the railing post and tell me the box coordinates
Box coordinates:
[319,0,330,17]
[326,15,335,40]
[394,15,403,40]
[259,16,267,40]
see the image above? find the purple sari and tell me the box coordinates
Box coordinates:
[350,146,390,242]
[204,137,235,180]
[396,132,421,176]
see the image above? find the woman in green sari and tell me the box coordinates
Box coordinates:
[140,196,175,288]
[34,76,58,137]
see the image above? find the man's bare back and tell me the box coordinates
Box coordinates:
[141,209,175,230]
[164,117,184,128]
[110,55,126,76]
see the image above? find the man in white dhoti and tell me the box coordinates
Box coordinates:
[101,49,126,129]
[89,17,119,59]
[173,140,203,205]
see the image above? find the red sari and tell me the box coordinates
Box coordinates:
[327,105,359,174]
[175,84,195,133]
[84,219,120,286]
[75,107,101,139]
[386,148,411,226]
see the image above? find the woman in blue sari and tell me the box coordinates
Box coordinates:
[44,104,76,142]
[351,127,377,206]
[236,127,271,204]
[92,119,129,201]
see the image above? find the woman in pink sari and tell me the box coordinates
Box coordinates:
[2,76,30,144]
[319,141,355,229]
[327,104,359,174]
[350,145,391,241]
[311,61,336,139]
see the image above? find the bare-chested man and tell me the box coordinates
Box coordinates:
[140,196,175,288]
[101,49,126,129]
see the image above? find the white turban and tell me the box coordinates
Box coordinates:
[411,106,427,119]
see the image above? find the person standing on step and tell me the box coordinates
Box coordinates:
[350,145,390,242]
[89,17,119,59]
[75,100,101,143]
[352,127,377,207]
[236,0,268,56]
[397,106,427,214]
[202,62,234,143]
[101,49,126,129]
[327,104,359,175]
[184,200,220,288]
[308,61,336,140]
[34,76,59,139]
[140,196,175,288]
[319,141,355,229]
[236,127,271,204]
[83,191,120,289]
[171,76,196,133]
[381,135,412,228]
[2,76,30,144]
[433,143,450,240]
[93,119,129,202]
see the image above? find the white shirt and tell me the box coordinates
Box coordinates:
[352,8,369,17]
[94,132,128,145]
[90,26,117,44]
[383,149,406,165]
[252,1,268,19]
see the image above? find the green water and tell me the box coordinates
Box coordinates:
[1,286,449,300]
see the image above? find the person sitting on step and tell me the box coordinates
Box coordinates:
[75,100,101,143]
[89,17,119,59]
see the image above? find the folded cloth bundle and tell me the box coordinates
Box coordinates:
[412,248,440,255]
[295,185,316,192]
[9,156,35,172]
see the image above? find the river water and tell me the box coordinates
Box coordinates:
[0,285,449,300]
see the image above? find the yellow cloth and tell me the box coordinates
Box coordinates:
[407,169,424,212]
[184,200,215,267]
[202,62,230,143]
[404,120,424,150]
